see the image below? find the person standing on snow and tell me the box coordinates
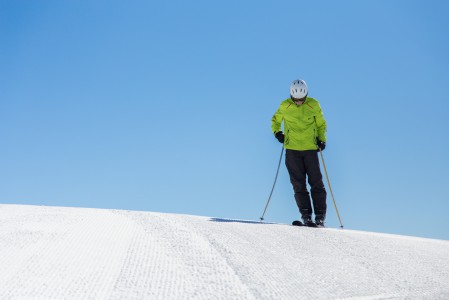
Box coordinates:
[271,79,327,227]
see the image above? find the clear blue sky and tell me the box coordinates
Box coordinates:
[1,0,449,240]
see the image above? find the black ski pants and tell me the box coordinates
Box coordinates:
[285,149,327,220]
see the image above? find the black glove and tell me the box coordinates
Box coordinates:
[275,131,285,144]
[317,140,326,151]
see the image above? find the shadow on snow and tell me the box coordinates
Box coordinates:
[209,217,278,225]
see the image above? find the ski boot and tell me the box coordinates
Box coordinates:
[302,216,317,228]
[315,216,325,228]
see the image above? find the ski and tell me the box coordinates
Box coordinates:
[304,221,318,228]
[292,220,324,228]
[292,220,304,226]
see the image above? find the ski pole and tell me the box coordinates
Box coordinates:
[260,146,284,222]
[318,148,344,229]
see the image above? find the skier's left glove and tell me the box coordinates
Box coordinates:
[317,140,326,151]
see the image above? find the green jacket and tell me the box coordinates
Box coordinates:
[271,97,327,151]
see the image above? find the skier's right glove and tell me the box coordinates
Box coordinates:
[275,131,285,144]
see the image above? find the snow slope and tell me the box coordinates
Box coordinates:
[1,204,448,299]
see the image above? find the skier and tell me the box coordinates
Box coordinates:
[271,79,327,227]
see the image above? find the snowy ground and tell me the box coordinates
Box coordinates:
[1,204,448,299]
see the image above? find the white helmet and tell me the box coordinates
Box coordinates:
[290,79,308,99]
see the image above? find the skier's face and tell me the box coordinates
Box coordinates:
[292,95,306,106]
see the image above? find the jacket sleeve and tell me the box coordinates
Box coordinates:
[315,103,327,142]
[271,104,284,135]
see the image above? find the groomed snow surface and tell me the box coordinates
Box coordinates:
[1,204,449,300]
